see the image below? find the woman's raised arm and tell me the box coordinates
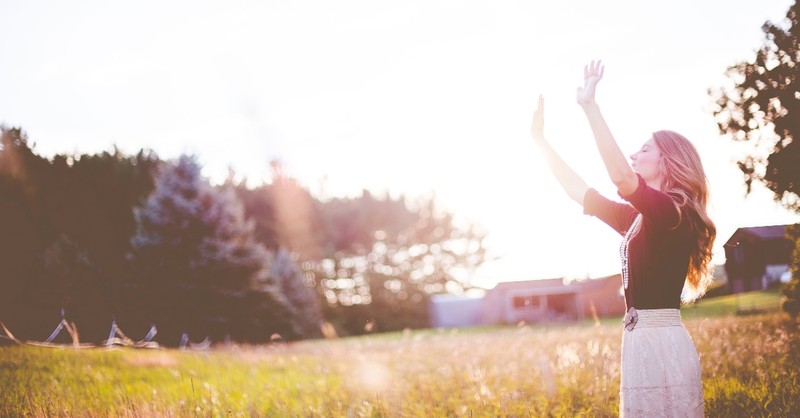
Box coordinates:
[531,94,589,205]
[577,61,638,196]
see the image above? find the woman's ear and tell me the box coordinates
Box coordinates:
[658,154,668,173]
[657,158,669,190]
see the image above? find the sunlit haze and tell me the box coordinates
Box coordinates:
[2,0,799,288]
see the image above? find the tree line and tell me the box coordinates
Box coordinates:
[9,0,799,347]
[0,127,487,345]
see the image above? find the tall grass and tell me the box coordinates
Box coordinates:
[1,308,798,416]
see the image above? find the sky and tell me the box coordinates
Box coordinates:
[2,0,799,288]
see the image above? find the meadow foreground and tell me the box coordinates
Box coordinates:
[1,311,799,417]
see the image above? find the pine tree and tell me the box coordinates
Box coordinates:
[270,248,323,338]
[128,155,292,344]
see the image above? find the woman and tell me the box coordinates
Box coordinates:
[530,61,715,417]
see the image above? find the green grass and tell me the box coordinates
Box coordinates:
[1,292,798,417]
[682,288,783,319]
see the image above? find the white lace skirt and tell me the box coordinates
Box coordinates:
[620,308,703,417]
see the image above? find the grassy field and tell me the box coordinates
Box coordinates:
[1,290,798,417]
[681,287,784,319]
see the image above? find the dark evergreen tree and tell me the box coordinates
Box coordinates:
[128,155,294,344]
[0,127,160,341]
[270,248,323,338]
[0,127,48,338]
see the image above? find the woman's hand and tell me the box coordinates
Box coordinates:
[531,94,545,141]
[576,60,604,107]
[527,94,590,204]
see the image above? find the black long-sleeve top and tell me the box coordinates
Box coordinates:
[583,174,692,309]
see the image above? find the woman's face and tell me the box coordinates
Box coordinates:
[630,138,663,187]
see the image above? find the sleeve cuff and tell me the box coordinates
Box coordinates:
[617,173,646,201]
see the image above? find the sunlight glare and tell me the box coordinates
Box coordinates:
[353,360,393,394]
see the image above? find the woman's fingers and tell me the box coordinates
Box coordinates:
[583,60,605,79]
[531,94,545,138]
[585,60,604,79]
[533,94,544,116]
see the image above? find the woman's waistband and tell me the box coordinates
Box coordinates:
[623,308,682,331]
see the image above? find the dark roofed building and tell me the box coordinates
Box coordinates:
[724,224,793,293]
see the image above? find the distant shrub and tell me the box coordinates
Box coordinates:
[783,223,800,317]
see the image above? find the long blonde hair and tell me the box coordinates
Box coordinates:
[652,130,716,302]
